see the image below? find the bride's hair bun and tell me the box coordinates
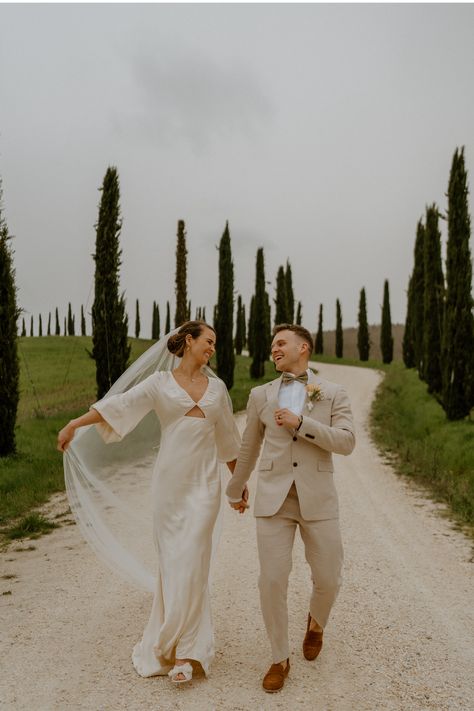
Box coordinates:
[167,320,215,357]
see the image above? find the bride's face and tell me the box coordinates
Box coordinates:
[188,327,216,365]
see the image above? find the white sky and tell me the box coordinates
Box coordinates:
[1,3,473,335]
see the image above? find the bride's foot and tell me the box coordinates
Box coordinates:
[168,659,193,684]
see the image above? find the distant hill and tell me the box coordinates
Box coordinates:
[314,324,405,361]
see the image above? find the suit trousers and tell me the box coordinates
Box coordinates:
[256,482,343,663]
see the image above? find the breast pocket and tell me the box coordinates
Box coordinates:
[258,459,273,471]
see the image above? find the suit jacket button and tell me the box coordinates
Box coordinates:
[293,436,297,442]
[293,462,298,467]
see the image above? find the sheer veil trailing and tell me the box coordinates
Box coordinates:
[63,329,231,593]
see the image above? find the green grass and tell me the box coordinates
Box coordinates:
[371,362,474,530]
[4,513,60,540]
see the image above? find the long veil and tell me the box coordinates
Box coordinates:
[63,329,229,593]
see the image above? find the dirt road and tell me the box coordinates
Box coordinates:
[1,363,473,710]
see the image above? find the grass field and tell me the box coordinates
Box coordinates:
[371,362,474,532]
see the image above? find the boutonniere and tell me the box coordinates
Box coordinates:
[306,383,324,411]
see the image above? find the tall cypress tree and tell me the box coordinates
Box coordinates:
[250,248,267,378]
[21,318,26,337]
[47,312,51,336]
[274,265,289,325]
[30,315,33,337]
[81,305,86,336]
[174,219,188,327]
[247,295,255,357]
[152,301,160,340]
[380,279,394,364]
[315,304,323,354]
[357,287,370,361]
[67,302,75,336]
[91,166,131,399]
[295,301,302,325]
[135,299,140,339]
[202,306,206,322]
[264,290,272,357]
[285,260,295,323]
[442,147,474,419]
[235,294,244,355]
[0,183,20,455]
[39,314,43,337]
[165,301,171,334]
[187,300,191,321]
[413,220,425,377]
[63,317,66,336]
[241,304,247,348]
[216,221,235,388]
[423,205,444,395]
[55,307,60,336]
[335,299,343,358]
[402,274,416,368]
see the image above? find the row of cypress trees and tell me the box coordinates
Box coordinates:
[403,147,473,420]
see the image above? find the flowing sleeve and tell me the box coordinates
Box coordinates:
[91,373,160,443]
[214,381,241,463]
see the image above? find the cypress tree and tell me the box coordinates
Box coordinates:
[241,304,247,348]
[63,317,66,336]
[442,147,474,419]
[39,314,43,337]
[335,299,343,358]
[402,274,416,368]
[47,312,51,336]
[165,301,171,334]
[250,248,268,378]
[380,279,394,364]
[135,299,140,339]
[152,301,160,340]
[216,221,235,388]
[248,296,255,357]
[0,184,20,455]
[81,305,86,336]
[202,306,206,322]
[235,294,244,355]
[187,300,191,321]
[213,304,218,331]
[30,315,33,337]
[295,301,302,325]
[413,220,425,377]
[264,291,272,357]
[55,307,60,336]
[357,287,370,361]
[21,318,26,337]
[67,302,75,336]
[274,266,289,325]
[423,205,444,395]
[174,219,188,327]
[285,260,295,322]
[315,304,323,354]
[91,166,131,399]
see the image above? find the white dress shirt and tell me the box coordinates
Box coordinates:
[278,370,309,415]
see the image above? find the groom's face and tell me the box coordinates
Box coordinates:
[271,330,308,372]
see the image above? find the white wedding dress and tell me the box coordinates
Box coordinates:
[91,370,240,677]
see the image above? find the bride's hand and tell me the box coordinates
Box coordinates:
[57,421,77,452]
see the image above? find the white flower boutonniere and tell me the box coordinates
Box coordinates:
[306,383,324,411]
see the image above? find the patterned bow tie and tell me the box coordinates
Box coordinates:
[281,371,308,385]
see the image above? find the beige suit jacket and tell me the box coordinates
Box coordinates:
[226,370,355,520]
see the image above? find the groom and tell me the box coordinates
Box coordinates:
[226,324,355,692]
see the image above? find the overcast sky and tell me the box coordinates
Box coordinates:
[1,3,473,336]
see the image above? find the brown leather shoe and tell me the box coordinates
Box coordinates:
[262,659,290,693]
[303,613,323,660]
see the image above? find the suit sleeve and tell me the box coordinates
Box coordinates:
[296,386,355,455]
[225,390,265,501]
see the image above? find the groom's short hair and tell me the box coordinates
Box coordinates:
[273,324,313,354]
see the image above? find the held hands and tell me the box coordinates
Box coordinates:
[229,485,249,515]
[274,408,300,430]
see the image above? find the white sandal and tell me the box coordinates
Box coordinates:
[168,662,193,684]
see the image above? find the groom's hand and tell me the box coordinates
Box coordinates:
[274,408,300,430]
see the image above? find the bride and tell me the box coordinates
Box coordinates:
[57,321,246,684]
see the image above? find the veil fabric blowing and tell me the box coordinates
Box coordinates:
[63,329,231,593]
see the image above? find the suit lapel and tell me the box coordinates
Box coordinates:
[265,375,282,407]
